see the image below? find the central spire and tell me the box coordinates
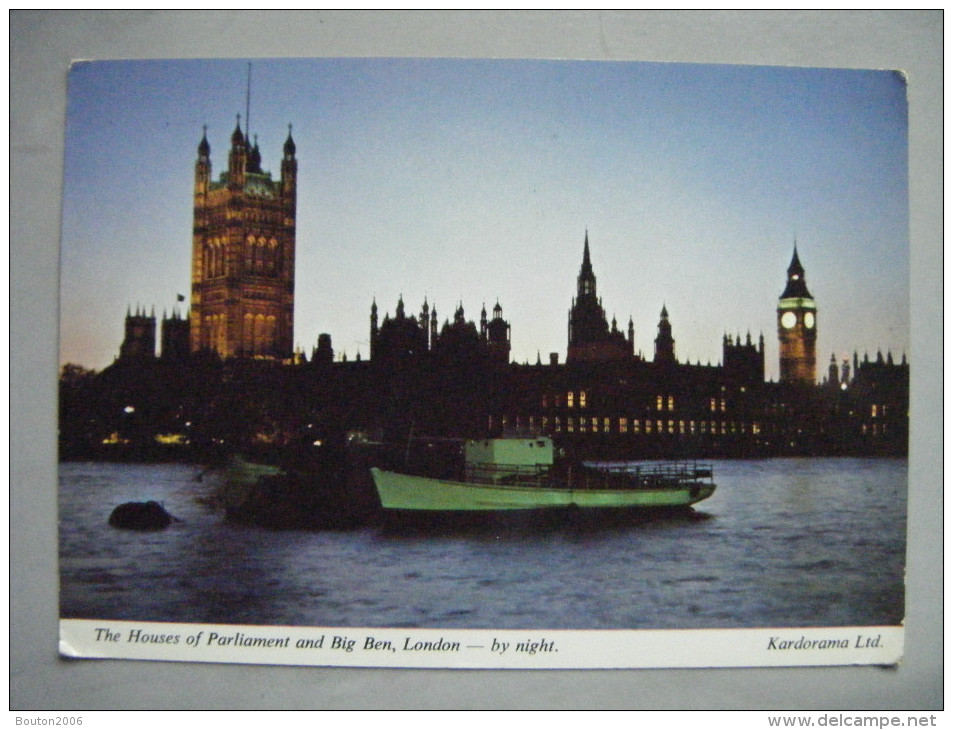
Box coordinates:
[578,230,596,299]
[581,229,593,278]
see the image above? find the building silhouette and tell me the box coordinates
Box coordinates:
[189,120,297,359]
[118,306,156,360]
[566,232,634,363]
[160,308,190,362]
[370,297,511,368]
[82,127,908,461]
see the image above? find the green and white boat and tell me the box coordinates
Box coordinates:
[370,437,715,513]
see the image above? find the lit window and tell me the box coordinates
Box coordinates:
[645,420,652,434]
[555,417,561,433]
[689,420,695,434]
[752,423,760,435]
[541,417,549,432]
[679,420,685,434]
[580,418,587,433]
[710,398,717,412]
[871,404,878,417]
[603,418,610,433]
[657,420,664,433]
[567,391,575,408]
[668,420,674,434]
[668,395,675,411]
[619,417,628,434]
[633,419,641,434]
[580,391,587,408]
[656,395,664,411]
[720,399,726,412]
[592,417,599,432]
[567,417,575,433]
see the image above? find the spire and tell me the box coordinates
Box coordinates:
[284,123,296,158]
[248,134,262,173]
[197,124,210,158]
[781,243,812,299]
[231,114,244,147]
[577,230,597,299]
[582,230,592,275]
[654,303,675,365]
[788,243,804,278]
[245,61,252,142]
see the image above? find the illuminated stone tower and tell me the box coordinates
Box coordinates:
[777,245,817,384]
[190,119,297,359]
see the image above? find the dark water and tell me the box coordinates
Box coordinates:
[59,459,906,630]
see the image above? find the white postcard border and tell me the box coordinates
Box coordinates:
[60,619,903,669]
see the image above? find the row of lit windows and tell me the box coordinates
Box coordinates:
[243,235,285,277]
[245,209,283,225]
[241,312,278,356]
[871,404,889,418]
[541,392,729,414]
[494,414,761,436]
[543,391,589,409]
[203,236,290,280]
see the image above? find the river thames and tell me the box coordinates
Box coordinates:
[59,458,906,630]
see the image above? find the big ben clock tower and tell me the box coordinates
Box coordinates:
[777,245,817,385]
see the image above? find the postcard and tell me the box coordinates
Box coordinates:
[57,57,908,669]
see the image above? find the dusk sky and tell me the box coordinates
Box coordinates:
[59,57,909,380]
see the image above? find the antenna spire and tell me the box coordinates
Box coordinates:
[245,62,252,140]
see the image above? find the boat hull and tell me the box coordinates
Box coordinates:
[370,467,715,512]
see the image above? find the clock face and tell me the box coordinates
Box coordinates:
[781,311,797,329]
[804,312,815,329]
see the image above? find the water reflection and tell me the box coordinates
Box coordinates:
[59,458,906,630]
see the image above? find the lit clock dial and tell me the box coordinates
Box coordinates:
[781,312,797,329]
[804,312,815,329]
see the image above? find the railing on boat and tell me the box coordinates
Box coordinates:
[462,461,713,490]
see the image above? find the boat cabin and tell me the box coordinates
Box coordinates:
[464,437,554,481]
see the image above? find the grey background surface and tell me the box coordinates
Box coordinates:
[11,10,941,710]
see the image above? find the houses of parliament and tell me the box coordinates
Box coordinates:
[60,123,909,460]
